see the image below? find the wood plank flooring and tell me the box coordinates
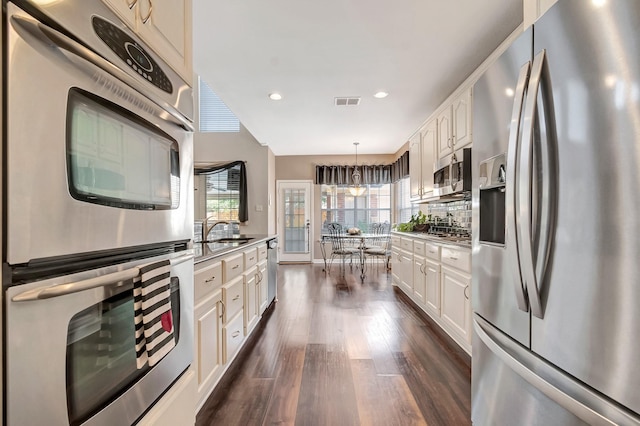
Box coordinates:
[196,264,471,426]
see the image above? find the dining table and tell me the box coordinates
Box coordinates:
[319,232,390,280]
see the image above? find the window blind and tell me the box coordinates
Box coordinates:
[198,78,240,132]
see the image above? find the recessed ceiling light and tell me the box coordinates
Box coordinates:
[373,91,389,99]
[268,93,282,101]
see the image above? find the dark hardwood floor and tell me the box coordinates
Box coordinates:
[196,264,471,426]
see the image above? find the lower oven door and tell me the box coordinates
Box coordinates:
[5,251,194,426]
[6,4,193,265]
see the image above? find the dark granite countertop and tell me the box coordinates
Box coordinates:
[391,231,472,249]
[193,234,276,265]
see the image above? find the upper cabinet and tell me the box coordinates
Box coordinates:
[436,88,473,161]
[409,119,436,201]
[102,0,193,85]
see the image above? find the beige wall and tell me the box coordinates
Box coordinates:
[194,125,274,235]
[275,152,400,261]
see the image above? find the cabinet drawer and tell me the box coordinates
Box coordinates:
[257,244,268,261]
[424,242,441,261]
[194,261,222,302]
[391,235,402,247]
[222,276,244,322]
[413,240,426,256]
[222,253,244,282]
[223,311,244,364]
[400,237,413,251]
[244,247,258,269]
[441,247,471,272]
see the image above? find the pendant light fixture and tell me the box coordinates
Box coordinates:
[349,142,366,197]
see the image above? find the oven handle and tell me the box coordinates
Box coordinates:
[10,14,194,132]
[12,253,194,302]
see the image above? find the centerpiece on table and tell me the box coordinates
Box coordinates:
[346,227,362,235]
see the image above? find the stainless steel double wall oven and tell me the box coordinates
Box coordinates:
[4,1,194,425]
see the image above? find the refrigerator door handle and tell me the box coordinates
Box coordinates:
[473,315,640,426]
[520,50,551,319]
[505,61,531,312]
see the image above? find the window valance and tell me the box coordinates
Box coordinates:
[194,161,248,223]
[314,150,409,185]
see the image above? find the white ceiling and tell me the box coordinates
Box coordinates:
[192,0,523,156]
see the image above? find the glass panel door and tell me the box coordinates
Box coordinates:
[277,181,312,262]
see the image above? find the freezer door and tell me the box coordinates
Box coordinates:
[472,28,532,346]
[473,316,640,426]
[530,0,640,415]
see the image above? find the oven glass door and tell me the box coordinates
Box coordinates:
[66,278,180,425]
[68,88,180,210]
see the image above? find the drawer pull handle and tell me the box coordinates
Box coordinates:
[464,285,470,300]
[250,256,255,261]
[205,276,216,283]
[233,295,240,301]
[450,257,458,261]
[220,300,226,318]
[232,331,240,338]
[232,265,239,270]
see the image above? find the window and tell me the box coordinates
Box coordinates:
[395,177,418,224]
[204,165,241,220]
[198,77,240,132]
[320,184,391,234]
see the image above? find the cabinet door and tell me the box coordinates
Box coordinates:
[258,260,269,314]
[136,0,192,83]
[409,132,422,199]
[452,89,472,149]
[195,291,222,392]
[399,251,414,295]
[412,256,426,305]
[441,266,471,343]
[243,268,259,335]
[102,0,138,30]
[436,107,453,159]
[420,119,436,196]
[424,259,441,317]
[391,249,401,287]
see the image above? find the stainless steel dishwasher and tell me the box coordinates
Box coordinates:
[267,237,278,306]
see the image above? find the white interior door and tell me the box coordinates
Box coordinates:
[277,180,312,263]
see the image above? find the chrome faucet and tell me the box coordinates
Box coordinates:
[202,217,229,242]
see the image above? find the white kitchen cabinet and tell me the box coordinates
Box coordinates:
[409,119,436,201]
[436,88,473,161]
[424,259,441,318]
[243,267,259,335]
[101,0,193,83]
[436,108,453,160]
[409,132,422,200]
[441,265,472,346]
[257,259,269,314]
[194,290,223,406]
[390,232,471,354]
[452,88,472,150]
[412,255,427,305]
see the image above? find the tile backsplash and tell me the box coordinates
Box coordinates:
[421,199,472,235]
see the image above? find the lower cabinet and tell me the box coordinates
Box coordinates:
[441,265,472,346]
[195,290,223,397]
[243,267,259,335]
[193,241,274,412]
[391,232,471,354]
[424,259,441,317]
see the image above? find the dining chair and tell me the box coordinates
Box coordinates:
[326,222,359,275]
[363,222,391,273]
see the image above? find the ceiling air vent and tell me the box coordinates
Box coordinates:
[335,97,361,106]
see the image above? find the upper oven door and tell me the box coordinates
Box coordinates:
[6,4,194,265]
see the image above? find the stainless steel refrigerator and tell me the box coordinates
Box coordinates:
[472,0,640,424]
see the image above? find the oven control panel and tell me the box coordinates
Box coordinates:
[92,16,173,94]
